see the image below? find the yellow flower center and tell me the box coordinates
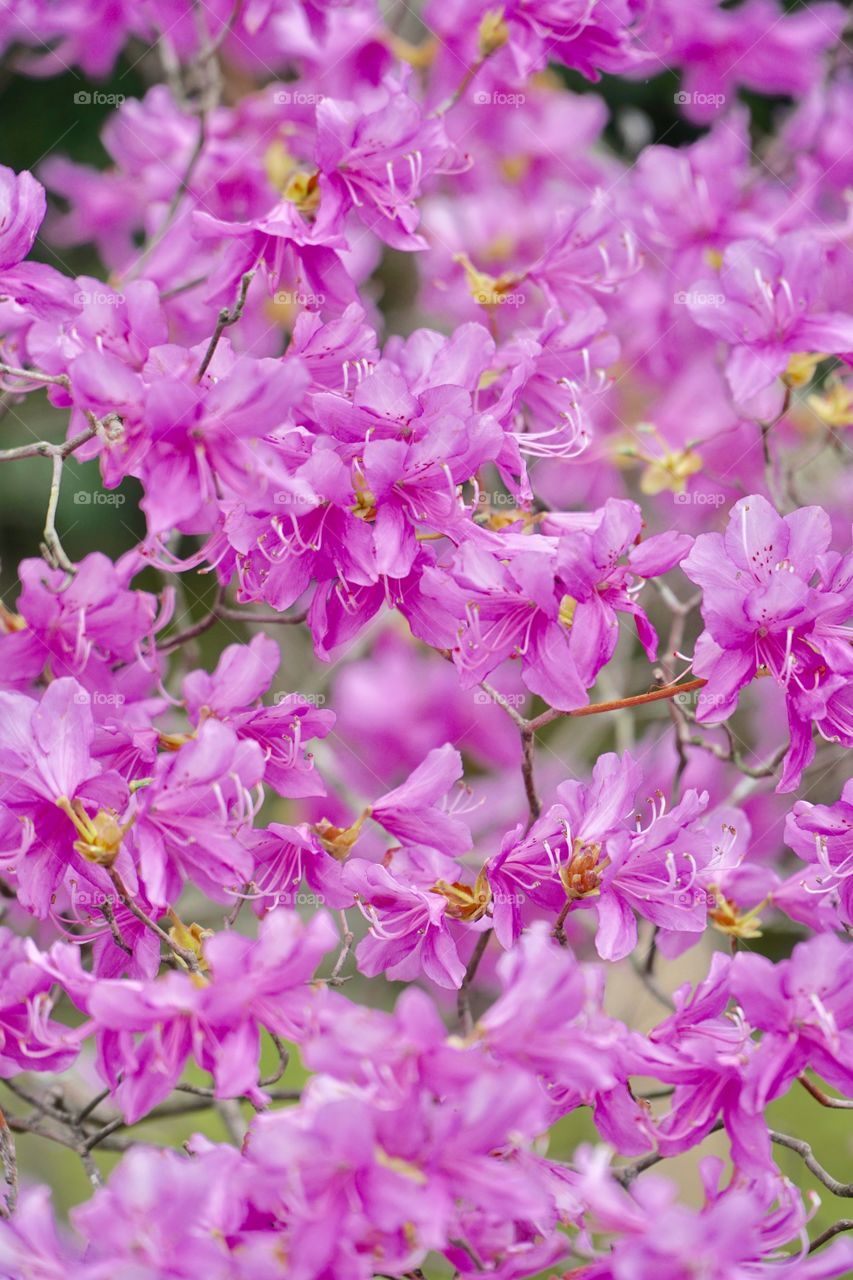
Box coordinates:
[559,840,607,900]
[56,797,131,868]
[430,866,492,921]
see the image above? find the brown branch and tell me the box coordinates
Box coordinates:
[520,726,541,825]
[0,1108,17,1218]
[528,678,707,732]
[106,870,202,973]
[457,929,492,1035]
[196,269,256,382]
[769,1129,853,1196]
[798,1075,853,1110]
[809,1219,853,1254]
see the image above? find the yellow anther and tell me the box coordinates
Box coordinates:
[56,797,129,868]
[350,473,377,522]
[784,351,827,389]
[806,378,853,429]
[283,169,321,215]
[313,809,371,861]
[454,254,521,309]
[167,909,212,972]
[708,887,767,940]
[558,595,578,630]
[478,8,509,56]
[430,866,492,921]
[560,840,607,901]
[0,603,25,633]
[374,1147,427,1184]
[386,34,437,68]
[158,731,196,752]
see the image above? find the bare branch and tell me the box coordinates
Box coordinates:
[809,1219,853,1254]
[196,269,256,382]
[528,678,708,733]
[0,1108,17,1218]
[457,929,492,1035]
[769,1129,853,1197]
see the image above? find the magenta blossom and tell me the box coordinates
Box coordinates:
[683,494,853,790]
[0,165,45,270]
[686,235,853,412]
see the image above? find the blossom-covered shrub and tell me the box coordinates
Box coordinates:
[0,1,852,1276]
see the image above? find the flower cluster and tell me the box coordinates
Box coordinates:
[0,0,853,1275]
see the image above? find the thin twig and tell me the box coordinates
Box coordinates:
[0,1108,17,1218]
[478,680,527,730]
[328,911,354,986]
[0,363,71,390]
[769,1129,853,1196]
[528,678,707,733]
[520,727,541,825]
[196,269,256,382]
[107,869,201,973]
[808,1219,853,1254]
[798,1075,853,1110]
[614,1120,724,1186]
[457,929,492,1034]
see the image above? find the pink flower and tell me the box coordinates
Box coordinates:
[127,719,263,907]
[682,494,853,790]
[47,910,335,1123]
[183,634,335,797]
[489,752,716,959]
[345,859,468,989]
[0,929,82,1075]
[731,934,853,1108]
[0,165,45,270]
[686,235,853,411]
